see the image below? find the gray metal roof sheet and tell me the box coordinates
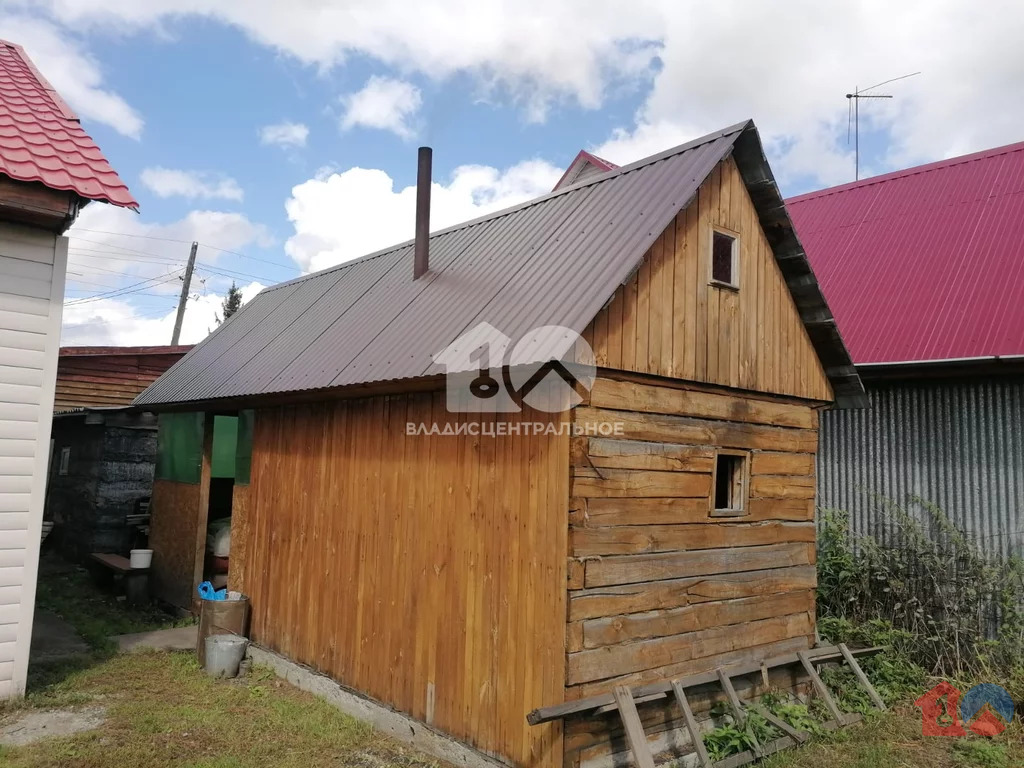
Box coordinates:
[137,120,865,408]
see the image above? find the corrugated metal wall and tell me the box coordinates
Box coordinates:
[818,376,1024,559]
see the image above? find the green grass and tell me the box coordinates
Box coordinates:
[15,554,1024,768]
[0,652,440,768]
[32,553,189,652]
[756,706,1023,768]
[1,555,441,768]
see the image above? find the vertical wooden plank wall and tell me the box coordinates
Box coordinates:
[564,375,820,767]
[235,394,570,768]
[583,156,832,404]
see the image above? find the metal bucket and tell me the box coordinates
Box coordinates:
[204,634,248,678]
[197,593,250,668]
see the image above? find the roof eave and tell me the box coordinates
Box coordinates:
[730,124,867,409]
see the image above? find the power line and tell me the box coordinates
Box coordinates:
[69,228,299,272]
[65,270,184,305]
[195,261,275,283]
[69,244,276,282]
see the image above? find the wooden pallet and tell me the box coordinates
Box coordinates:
[528,643,884,768]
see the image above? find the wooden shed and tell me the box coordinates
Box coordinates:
[136,121,862,768]
[44,346,191,560]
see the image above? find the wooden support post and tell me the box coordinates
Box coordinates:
[612,685,656,768]
[671,680,712,768]
[797,650,844,724]
[717,670,761,758]
[838,643,886,711]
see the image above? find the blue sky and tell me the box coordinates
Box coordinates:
[4,1,1022,345]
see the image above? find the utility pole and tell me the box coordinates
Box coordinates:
[171,241,198,345]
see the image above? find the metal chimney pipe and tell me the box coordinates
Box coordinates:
[414,146,432,279]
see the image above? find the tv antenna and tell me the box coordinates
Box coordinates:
[847,71,920,180]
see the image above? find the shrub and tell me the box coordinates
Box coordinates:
[817,502,1024,680]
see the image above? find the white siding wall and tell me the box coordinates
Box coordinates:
[0,223,65,698]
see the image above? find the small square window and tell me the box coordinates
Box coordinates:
[711,230,738,287]
[711,450,748,516]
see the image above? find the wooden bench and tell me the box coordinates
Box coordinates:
[90,553,150,607]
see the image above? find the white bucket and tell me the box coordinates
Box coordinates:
[129,549,153,569]
[204,634,248,678]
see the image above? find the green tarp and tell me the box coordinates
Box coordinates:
[155,412,204,484]
[235,410,253,486]
[211,415,238,479]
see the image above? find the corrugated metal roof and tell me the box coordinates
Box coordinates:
[788,140,1024,365]
[0,40,137,209]
[138,120,864,408]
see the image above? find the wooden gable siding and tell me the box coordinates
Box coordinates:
[54,352,186,411]
[583,156,832,403]
[232,394,570,768]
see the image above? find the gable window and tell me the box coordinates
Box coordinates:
[711,449,748,516]
[711,229,738,288]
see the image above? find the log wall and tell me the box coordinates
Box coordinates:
[564,374,820,768]
[235,393,570,768]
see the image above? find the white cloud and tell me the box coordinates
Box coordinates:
[140,167,244,201]
[27,0,663,123]
[340,76,422,139]
[61,281,265,346]
[60,204,275,344]
[2,14,143,139]
[15,1,1024,190]
[259,121,309,148]
[284,158,561,273]
[588,1,1024,190]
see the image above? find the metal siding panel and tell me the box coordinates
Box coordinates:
[818,377,1024,558]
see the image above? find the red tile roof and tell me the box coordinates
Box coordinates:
[0,40,137,209]
[787,141,1024,365]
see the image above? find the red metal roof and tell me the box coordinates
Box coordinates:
[787,141,1024,365]
[0,40,137,209]
[552,149,619,190]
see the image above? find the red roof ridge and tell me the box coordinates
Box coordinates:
[787,138,1024,205]
[578,149,617,171]
[551,148,620,190]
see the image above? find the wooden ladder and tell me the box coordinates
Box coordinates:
[605,643,885,768]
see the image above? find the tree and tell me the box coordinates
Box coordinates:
[216,282,243,325]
